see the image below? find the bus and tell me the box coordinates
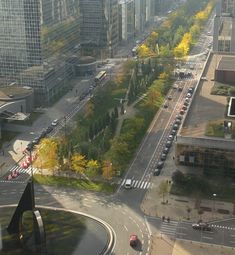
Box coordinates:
[94,71,107,84]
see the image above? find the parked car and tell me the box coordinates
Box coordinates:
[26,142,34,152]
[186,93,192,98]
[171,129,177,136]
[174,119,181,125]
[163,147,169,154]
[160,153,167,161]
[185,97,190,103]
[32,137,40,145]
[188,87,194,94]
[157,161,164,169]
[176,114,182,120]
[180,109,185,115]
[167,95,173,100]
[184,101,189,106]
[168,135,174,141]
[46,126,53,133]
[51,119,58,126]
[173,124,179,130]
[182,105,187,111]
[192,223,211,231]
[39,130,47,139]
[165,140,172,148]
[153,168,161,176]
[130,234,138,247]
[163,102,168,108]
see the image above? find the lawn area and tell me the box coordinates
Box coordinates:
[170,176,235,203]
[205,120,224,138]
[33,174,117,193]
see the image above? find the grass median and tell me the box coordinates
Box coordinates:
[33,174,117,193]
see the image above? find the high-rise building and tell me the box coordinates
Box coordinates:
[118,0,135,42]
[134,0,146,33]
[80,0,119,58]
[213,0,235,52]
[0,0,80,106]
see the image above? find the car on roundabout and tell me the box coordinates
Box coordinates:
[130,234,138,247]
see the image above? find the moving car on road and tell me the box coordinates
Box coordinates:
[130,234,138,247]
[51,119,58,126]
[124,179,132,189]
[192,222,212,231]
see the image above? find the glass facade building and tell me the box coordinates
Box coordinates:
[79,0,119,58]
[0,0,80,106]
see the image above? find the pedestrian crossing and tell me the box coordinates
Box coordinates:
[120,179,152,189]
[0,165,38,183]
[10,165,38,175]
[211,224,235,231]
[160,220,178,237]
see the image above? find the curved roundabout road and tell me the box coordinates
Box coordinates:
[0,182,151,255]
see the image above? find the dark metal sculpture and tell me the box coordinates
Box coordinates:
[7,171,46,254]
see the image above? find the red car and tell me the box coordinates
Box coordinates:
[21,161,29,169]
[130,234,138,247]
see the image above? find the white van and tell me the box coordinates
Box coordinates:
[124,179,132,189]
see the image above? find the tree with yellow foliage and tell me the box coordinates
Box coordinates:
[137,44,154,58]
[102,160,114,180]
[71,153,87,176]
[173,32,192,58]
[35,138,59,171]
[86,159,101,177]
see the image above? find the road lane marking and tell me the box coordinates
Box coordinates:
[124,225,128,231]
[202,236,213,240]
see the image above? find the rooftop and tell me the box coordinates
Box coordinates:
[180,53,229,138]
[217,56,235,71]
[0,86,33,101]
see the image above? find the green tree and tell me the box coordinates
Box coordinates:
[158,181,170,204]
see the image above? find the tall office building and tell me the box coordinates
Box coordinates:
[0,0,80,106]
[134,0,146,33]
[80,0,119,58]
[213,0,235,52]
[119,0,135,42]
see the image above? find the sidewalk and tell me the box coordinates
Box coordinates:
[150,235,235,255]
[142,175,235,255]
[141,174,234,222]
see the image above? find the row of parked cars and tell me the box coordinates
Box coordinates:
[153,86,194,176]
[25,119,59,152]
[153,115,182,176]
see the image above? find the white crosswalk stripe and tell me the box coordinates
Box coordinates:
[0,165,38,183]
[120,179,151,190]
[211,224,235,231]
[161,220,178,237]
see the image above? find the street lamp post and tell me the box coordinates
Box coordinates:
[29,149,35,208]
[213,193,217,218]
